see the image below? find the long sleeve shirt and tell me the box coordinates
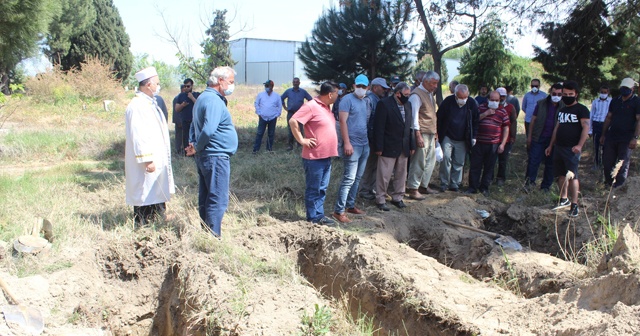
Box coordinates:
[522,91,547,123]
[590,96,612,133]
[255,91,283,121]
[190,88,238,157]
[408,84,434,131]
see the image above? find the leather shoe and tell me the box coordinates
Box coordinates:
[377,203,390,211]
[390,200,407,209]
[406,189,426,200]
[419,186,440,194]
[347,207,366,215]
[332,212,351,223]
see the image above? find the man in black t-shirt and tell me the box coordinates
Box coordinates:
[600,77,640,187]
[545,80,590,218]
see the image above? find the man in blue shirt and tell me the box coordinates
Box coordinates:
[281,77,312,151]
[175,78,200,156]
[522,79,547,139]
[475,84,489,106]
[186,66,238,237]
[253,80,282,153]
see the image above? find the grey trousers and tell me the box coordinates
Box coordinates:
[440,136,467,189]
[407,133,437,189]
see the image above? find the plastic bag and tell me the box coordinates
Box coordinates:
[435,142,444,162]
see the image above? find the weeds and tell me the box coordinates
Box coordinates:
[299,304,333,336]
[493,247,521,296]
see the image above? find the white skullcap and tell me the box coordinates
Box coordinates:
[134,67,158,82]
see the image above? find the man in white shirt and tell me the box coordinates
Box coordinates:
[590,84,611,168]
[125,66,175,224]
[253,80,283,153]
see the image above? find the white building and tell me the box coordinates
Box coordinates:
[230,38,311,86]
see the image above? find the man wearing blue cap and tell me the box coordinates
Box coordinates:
[333,74,371,223]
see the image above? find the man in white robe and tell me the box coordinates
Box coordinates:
[125,66,175,224]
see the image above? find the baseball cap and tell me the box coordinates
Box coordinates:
[263,79,273,86]
[371,77,390,89]
[339,83,347,89]
[355,74,369,86]
[620,78,637,89]
[496,87,507,96]
[390,75,401,84]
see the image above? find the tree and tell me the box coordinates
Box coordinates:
[458,20,509,94]
[412,54,448,83]
[201,10,235,74]
[57,0,132,80]
[533,0,624,97]
[298,0,413,85]
[44,0,96,64]
[0,0,53,94]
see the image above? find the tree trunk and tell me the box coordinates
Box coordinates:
[433,53,444,103]
[0,72,9,95]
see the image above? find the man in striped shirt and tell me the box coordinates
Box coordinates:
[466,91,510,195]
[590,84,611,168]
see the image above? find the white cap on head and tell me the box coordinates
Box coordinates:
[620,78,637,89]
[496,87,507,96]
[134,67,158,82]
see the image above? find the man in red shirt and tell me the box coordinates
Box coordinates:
[289,81,340,226]
[466,91,510,195]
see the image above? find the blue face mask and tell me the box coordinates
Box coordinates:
[620,87,633,97]
[265,87,272,93]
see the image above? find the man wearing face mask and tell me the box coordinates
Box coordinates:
[590,85,611,169]
[436,84,479,192]
[522,79,547,139]
[545,80,590,218]
[175,78,200,156]
[373,82,415,211]
[253,80,283,153]
[407,70,441,199]
[282,77,313,151]
[359,77,391,201]
[186,66,238,237]
[333,74,370,223]
[467,91,510,195]
[125,67,175,225]
[494,87,517,186]
[601,78,640,188]
[526,83,564,191]
[332,83,348,121]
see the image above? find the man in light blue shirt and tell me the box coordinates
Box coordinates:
[281,77,313,151]
[333,74,371,223]
[522,79,547,139]
[591,84,611,168]
[253,79,283,153]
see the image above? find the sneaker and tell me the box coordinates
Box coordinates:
[332,212,351,223]
[390,200,407,209]
[569,203,579,218]
[558,198,570,207]
[317,216,336,226]
[377,203,390,211]
[347,207,366,215]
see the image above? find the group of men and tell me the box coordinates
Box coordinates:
[124,64,640,235]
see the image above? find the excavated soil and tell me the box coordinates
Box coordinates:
[2,178,640,335]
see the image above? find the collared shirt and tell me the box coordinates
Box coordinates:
[408,84,434,130]
[292,97,338,160]
[281,87,312,113]
[477,103,510,144]
[522,91,548,123]
[255,90,283,121]
[590,96,612,133]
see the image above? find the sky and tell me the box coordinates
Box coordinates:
[112,0,543,67]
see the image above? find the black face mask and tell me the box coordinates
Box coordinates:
[398,95,409,105]
[562,96,576,105]
[620,87,633,97]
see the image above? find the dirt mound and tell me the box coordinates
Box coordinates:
[598,224,640,274]
[610,176,640,224]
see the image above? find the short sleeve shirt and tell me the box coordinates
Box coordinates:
[607,95,640,142]
[338,93,369,146]
[292,98,338,160]
[555,103,590,147]
[176,91,201,121]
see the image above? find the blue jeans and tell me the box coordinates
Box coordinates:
[526,137,554,190]
[303,158,332,222]
[196,155,230,236]
[253,117,277,152]
[335,144,370,213]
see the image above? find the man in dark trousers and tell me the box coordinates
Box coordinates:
[175,78,200,155]
[172,84,186,155]
[372,82,415,211]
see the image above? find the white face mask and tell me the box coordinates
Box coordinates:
[354,87,367,98]
[531,87,539,93]
[154,84,161,95]
[599,93,608,100]
[456,98,467,106]
[488,101,499,109]
[224,83,235,96]
[551,95,562,103]
[338,89,343,95]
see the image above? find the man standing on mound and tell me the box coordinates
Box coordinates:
[125,66,175,224]
[545,80,589,218]
[186,66,239,237]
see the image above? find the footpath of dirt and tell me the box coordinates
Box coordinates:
[1,178,640,335]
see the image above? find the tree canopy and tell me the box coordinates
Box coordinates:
[298,0,413,85]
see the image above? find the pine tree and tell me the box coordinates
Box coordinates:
[298,0,413,84]
[45,0,96,64]
[201,10,235,73]
[534,0,623,97]
[458,20,509,94]
[0,0,52,93]
[57,0,132,80]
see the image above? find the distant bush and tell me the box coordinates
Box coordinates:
[25,57,124,105]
